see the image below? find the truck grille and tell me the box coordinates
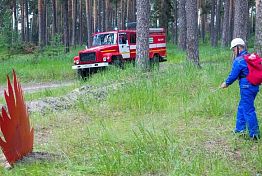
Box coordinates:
[79,52,96,62]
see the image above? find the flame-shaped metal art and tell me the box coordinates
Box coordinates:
[0,70,34,165]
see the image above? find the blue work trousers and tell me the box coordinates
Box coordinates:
[235,86,260,137]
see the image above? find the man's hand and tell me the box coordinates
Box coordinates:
[220,82,228,88]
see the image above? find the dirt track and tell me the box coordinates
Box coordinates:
[0,81,74,96]
[0,79,128,114]
[0,81,75,113]
[0,63,169,114]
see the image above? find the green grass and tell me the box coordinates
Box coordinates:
[0,44,261,175]
[0,46,83,84]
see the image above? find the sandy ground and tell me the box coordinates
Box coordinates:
[0,81,74,96]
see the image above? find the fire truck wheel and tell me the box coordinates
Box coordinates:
[77,69,85,79]
[77,68,90,79]
[112,57,124,69]
[151,54,160,69]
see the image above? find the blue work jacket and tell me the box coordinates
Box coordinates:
[225,50,259,89]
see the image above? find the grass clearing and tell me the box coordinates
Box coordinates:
[0,46,83,84]
[0,44,261,175]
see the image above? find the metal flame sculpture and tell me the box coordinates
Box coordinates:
[0,70,34,165]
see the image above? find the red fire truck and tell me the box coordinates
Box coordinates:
[72,28,167,77]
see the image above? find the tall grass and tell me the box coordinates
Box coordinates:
[0,44,261,175]
[0,46,83,84]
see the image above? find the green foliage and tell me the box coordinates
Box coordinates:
[247,34,255,50]
[0,46,82,84]
[0,10,12,48]
[0,8,38,55]
[50,33,63,47]
[7,42,38,55]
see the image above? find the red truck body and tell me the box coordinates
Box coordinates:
[72,28,167,74]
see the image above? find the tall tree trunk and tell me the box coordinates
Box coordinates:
[233,0,248,42]
[127,0,137,27]
[250,5,254,36]
[229,0,234,42]
[63,0,70,52]
[221,0,230,47]
[52,0,57,37]
[121,0,127,29]
[72,0,77,46]
[68,0,72,46]
[251,5,255,34]
[79,0,83,45]
[133,0,137,22]
[31,7,38,44]
[93,0,97,32]
[38,0,44,48]
[21,0,25,42]
[126,0,131,26]
[173,0,178,44]
[117,1,121,29]
[44,1,48,45]
[56,0,61,35]
[178,0,187,50]
[12,0,18,43]
[101,0,106,31]
[25,0,29,42]
[186,0,200,66]
[159,0,168,31]
[201,13,206,43]
[210,0,216,46]
[113,0,118,28]
[97,0,101,31]
[85,0,92,47]
[105,0,110,30]
[136,0,150,71]
[109,1,113,30]
[217,0,222,40]
[119,0,123,29]
[214,0,221,46]
[128,0,136,23]
[29,17,32,42]
[200,0,206,43]
[255,0,262,55]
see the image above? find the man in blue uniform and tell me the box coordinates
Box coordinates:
[221,38,260,140]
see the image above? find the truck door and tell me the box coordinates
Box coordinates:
[118,33,130,59]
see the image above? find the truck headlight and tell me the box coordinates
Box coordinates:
[103,57,107,62]
[75,60,79,64]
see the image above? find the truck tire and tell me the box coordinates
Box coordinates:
[77,68,90,79]
[112,56,124,69]
[150,54,160,70]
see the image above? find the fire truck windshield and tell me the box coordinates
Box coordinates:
[92,33,116,46]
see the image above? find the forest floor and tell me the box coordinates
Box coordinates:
[0,46,261,175]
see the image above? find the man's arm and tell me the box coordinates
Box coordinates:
[221,59,241,88]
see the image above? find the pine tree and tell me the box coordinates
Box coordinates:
[186,0,200,66]
[136,0,150,71]
[233,0,248,41]
[255,0,262,55]
[178,0,186,50]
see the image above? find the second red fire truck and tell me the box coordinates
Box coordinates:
[72,28,167,78]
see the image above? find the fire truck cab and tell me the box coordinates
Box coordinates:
[72,28,167,77]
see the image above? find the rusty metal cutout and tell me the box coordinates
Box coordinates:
[0,70,34,165]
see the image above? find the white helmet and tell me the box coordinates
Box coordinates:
[230,38,245,49]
